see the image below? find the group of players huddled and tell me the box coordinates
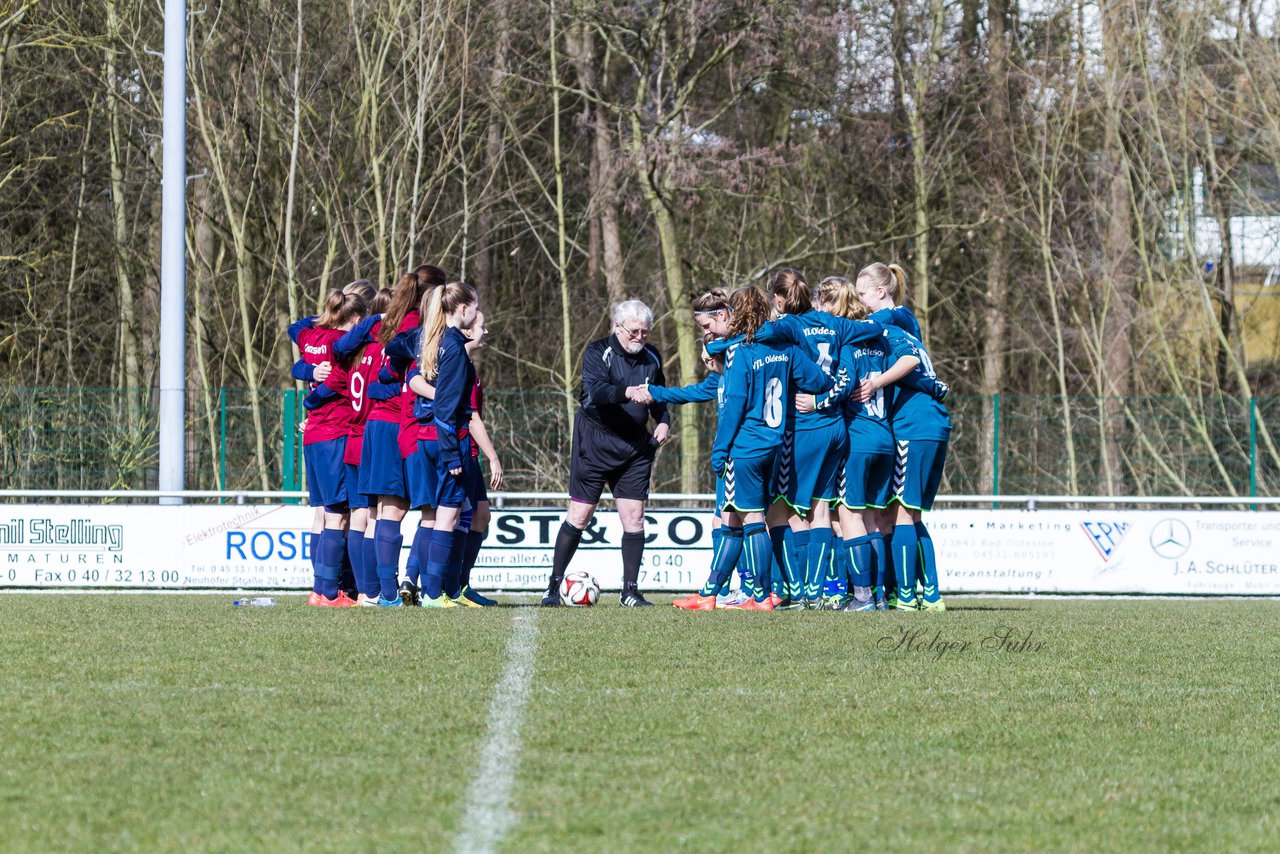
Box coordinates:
[289,266,501,607]
[289,260,949,611]
[654,265,951,611]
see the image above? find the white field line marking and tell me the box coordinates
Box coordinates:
[455,609,540,854]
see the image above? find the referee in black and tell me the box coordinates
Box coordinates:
[542,299,671,606]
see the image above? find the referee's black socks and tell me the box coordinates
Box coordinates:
[548,521,585,591]
[621,530,645,591]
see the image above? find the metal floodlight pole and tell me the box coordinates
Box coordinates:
[158,0,187,505]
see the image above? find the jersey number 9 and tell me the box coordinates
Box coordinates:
[350,372,365,413]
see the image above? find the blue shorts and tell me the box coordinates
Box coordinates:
[776,422,846,511]
[466,458,489,505]
[840,450,894,509]
[345,463,369,510]
[891,438,948,511]
[406,447,436,511]
[359,420,406,499]
[420,437,478,509]
[722,452,776,514]
[304,438,348,511]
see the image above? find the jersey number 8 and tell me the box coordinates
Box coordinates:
[763,377,784,428]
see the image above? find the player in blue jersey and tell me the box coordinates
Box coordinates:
[763,269,850,609]
[808,278,893,609]
[412,281,482,608]
[698,286,836,611]
[852,266,950,610]
[857,262,921,338]
[855,261,919,606]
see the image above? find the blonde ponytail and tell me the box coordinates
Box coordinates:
[418,281,478,380]
[857,262,908,303]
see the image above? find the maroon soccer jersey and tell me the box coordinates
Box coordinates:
[369,310,420,425]
[340,345,380,466]
[297,326,354,445]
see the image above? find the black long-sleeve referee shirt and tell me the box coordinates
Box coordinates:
[577,334,671,453]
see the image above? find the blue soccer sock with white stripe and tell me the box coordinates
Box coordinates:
[373,519,403,601]
[804,527,830,600]
[315,528,344,599]
[700,529,722,596]
[745,522,772,600]
[705,526,744,596]
[845,535,873,601]
[891,524,919,605]
[915,521,941,602]
[769,526,794,599]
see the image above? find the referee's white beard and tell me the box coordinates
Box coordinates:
[621,338,645,354]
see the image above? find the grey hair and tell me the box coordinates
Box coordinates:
[612,299,653,327]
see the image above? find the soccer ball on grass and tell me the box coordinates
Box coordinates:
[558,570,600,607]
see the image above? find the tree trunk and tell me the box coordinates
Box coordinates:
[627,113,699,493]
[979,0,1012,495]
[105,0,144,458]
[1098,0,1137,495]
[564,21,625,304]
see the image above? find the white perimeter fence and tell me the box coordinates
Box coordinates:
[2,491,1279,595]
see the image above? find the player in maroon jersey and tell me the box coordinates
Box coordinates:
[292,288,366,606]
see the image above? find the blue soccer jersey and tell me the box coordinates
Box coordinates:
[885,328,951,442]
[711,341,833,472]
[868,305,922,340]
[834,338,896,454]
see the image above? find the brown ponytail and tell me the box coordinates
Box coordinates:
[726,286,771,343]
[767,268,811,315]
[316,289,364,329]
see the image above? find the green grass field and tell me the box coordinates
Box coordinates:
[1,595,1277,852]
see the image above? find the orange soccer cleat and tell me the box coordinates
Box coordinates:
[673,594,718,611]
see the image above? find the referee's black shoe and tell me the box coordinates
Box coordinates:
[619,587,654,607]
[541,576,563,607]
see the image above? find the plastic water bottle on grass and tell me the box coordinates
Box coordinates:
[233,597,276,607]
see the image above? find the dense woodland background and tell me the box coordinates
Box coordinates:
[2,0,1279,496]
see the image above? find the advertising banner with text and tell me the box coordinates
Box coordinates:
[1,505,1277,595]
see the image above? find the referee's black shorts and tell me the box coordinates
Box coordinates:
[568,413,656,503]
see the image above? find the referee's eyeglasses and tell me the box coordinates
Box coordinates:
[616,323,650,340]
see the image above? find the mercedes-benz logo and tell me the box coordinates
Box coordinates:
[1149,519,1191,559]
